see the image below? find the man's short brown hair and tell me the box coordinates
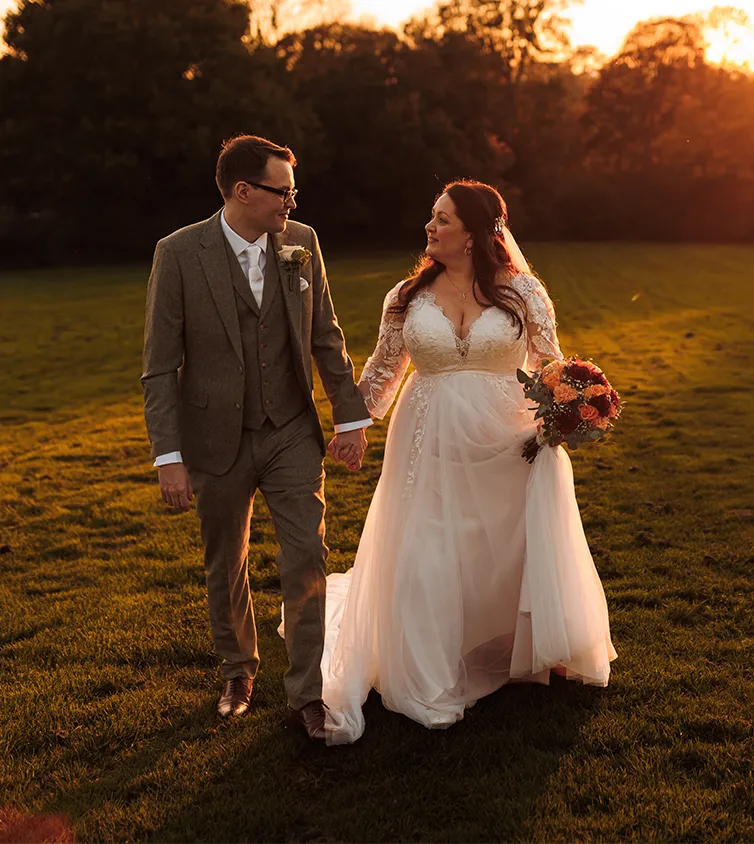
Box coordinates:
[215,135,297,198]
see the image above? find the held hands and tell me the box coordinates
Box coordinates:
[158,463,193,511]
[327,428,368,471]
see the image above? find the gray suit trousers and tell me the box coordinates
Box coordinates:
[188,410,327,710]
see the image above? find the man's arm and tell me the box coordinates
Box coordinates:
[142,241,193,509]
[307,227,371,428]
[142,239,184,459]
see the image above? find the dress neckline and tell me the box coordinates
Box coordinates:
[420,289,492,343]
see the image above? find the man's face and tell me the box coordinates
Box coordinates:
[235,157,297,234]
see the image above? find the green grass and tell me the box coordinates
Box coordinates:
[0,244,753,843]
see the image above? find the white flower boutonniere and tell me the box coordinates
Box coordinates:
[278,244,313,290]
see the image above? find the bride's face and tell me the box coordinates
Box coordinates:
[425,193,472,263]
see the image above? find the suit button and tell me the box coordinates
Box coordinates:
[261,363,268,370]
[264,399,271,405]
[260,343,267,350]
[234,402,241,410]
[260,325,267,332]
[238,365,244,373]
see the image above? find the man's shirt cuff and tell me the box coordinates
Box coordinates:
[154,451,183,467]
[333,418,373,434]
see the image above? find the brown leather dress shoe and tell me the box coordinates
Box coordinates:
[217,677,253,718]
[287,700,328,740]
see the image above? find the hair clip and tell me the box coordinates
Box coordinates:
[493,216,505,234]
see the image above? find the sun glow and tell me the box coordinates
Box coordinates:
[350,0,754,68]
[1,0,753,68]
[704,14,754,67]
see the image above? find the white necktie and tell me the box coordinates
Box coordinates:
[245,244,264,307]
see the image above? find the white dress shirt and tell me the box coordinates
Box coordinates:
[153,213,371,467]
[220,210,268,305]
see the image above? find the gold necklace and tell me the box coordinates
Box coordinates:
[445,270,475,300]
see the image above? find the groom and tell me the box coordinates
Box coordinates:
[142,135,371,740]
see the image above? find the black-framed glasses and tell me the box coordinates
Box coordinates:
[244,181,298,203]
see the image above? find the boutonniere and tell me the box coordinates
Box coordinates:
[278,245,313,290]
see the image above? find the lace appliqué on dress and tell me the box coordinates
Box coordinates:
[420,289,476,362]
[404,375,435,498]
[509,272,563,370]
[358,284,411,419]
[454,336,470,359]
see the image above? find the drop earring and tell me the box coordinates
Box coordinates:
[465,246,472,255]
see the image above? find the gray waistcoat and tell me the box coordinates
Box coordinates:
[224,238,308,430]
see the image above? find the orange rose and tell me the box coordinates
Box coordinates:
[554,384,578,404]
[595,416,610,429]
[578,403,600,422]
[542,361,565,389]
[543,370,562,389]
[584,384,610,398]
[608,402,619,418]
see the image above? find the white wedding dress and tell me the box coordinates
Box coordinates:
[281,271,617,744]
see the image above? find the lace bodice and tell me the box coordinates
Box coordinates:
[359,272,563,418]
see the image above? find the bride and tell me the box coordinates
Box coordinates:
[284,179,617,744]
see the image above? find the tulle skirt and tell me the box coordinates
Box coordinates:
[281,370,617,744]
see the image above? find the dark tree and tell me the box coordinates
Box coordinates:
[0,0,308,261]
[580,16,754,239]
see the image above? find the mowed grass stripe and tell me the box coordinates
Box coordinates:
[0,245,752,843]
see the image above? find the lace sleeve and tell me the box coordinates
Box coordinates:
[511,272,564,371]
[358,282,411,419]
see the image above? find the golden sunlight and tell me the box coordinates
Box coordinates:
[351,0,754,67]
[351,0,434,28]
[1,0,752,67]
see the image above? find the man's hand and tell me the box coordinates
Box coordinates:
[327,428,368,471]
[158,463,194,511]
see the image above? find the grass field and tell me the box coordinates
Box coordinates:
[0,244,753,843]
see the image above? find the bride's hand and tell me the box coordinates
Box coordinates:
[339,442,365,471]
[328,430,367,471]
[338,443,358,466]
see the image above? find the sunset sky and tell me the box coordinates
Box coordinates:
[351,0,754,65]
[1,0,753,66]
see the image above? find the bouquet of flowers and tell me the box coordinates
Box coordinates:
[517,358,622,462]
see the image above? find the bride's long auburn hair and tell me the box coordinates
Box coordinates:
[389,180,528,336]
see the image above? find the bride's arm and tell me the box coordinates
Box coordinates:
[357,282,411,419]
[513,272,564,370]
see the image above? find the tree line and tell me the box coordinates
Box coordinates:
[1,0,752,265]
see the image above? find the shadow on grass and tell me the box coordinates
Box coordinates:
[35,674,604,843]
[151,681,603,843]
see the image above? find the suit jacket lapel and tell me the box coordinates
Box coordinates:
[198,212,244,362]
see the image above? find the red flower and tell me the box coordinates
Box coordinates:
[565,360,607,386]
[564,361,593,382]
[588,394,613,417]
[554,407,581,435]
